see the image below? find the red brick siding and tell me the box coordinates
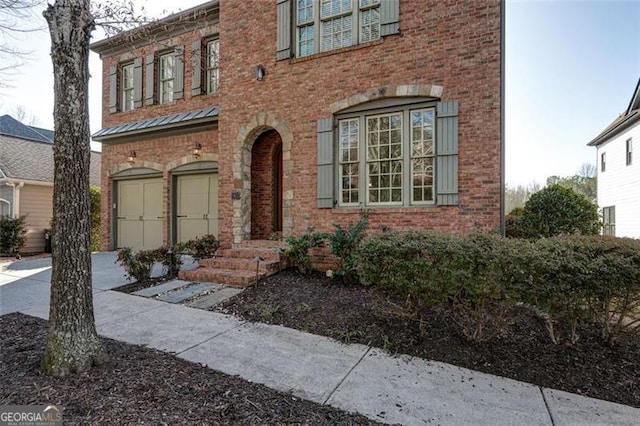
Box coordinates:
[217,0,502,243]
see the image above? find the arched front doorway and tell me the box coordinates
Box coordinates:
[251,129,283,239]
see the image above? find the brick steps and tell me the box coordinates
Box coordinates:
[178,240,287,287]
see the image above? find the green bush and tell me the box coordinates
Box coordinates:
[358,231,462,326]
[284,228,327,274]
[327,212,368,284]
[0,216,27,255]
[518,184,600,238]
[116,246,184,282]
[90,186,101,251]
[358,230,640,346]
[175,234,220,260]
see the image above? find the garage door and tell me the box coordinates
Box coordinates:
[117,178,163,250]
[176,174,218,243]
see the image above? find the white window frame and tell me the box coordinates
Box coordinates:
[120,63,134,112]
[336,102,437,207]
[159,52,175,104]
[206,39,220,94]
[601,152,606,172]
[626,138,633,166]
[296,0,381,58]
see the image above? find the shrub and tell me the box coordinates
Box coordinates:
[116,246,184,282]
[327,212,368,284]
[519,237,594,344]
[284,228,327,274]
[176,234,220,260]
[90,186,101,251]
[358,231,462,326]
[568,236,640,345]
[450,234,524,342]
[0,215,27,255]
[519,184,600,238]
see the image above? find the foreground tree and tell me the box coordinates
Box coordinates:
[41,0,146,376]
[41,0,106,375]
[546,162,597,203]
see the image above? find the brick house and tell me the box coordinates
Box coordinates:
[91,0,504,253]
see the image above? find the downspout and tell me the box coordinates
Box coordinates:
[500,0,506,236]
[5,181,25,218]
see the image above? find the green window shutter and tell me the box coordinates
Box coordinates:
[174,46,184,99]
[436,100,459,206]
[276,0,292,61]
[317,118,334,208]
[380,0,400,36]
[145,54,155,106]
[108,65,117,113]
[133,57,143,108]
[191,40,203,96]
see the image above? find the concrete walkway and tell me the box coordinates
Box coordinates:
[1,254,638,425]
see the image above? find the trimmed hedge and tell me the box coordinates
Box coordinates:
[358,231,640,345]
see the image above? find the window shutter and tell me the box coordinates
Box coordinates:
[276,0,292,61]
[191,40,203,96]
[436,100,459,206]
[174,46,184,100]
[317,118,334,208]
[145,54,155,106]
[380,0,400,36]
[133,57,143,108]
[108,65,117,113]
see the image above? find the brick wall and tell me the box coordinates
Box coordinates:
[217,0,502,244]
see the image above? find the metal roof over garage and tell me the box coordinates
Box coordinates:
[92,107,219,142]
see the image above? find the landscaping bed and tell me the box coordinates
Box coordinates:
[215,270,640,408]
[0,313,379,425]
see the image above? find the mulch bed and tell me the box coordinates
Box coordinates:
[215,270,640,408]
[0,313,379,425]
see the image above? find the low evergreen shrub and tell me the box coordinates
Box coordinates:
[0,215,27,255]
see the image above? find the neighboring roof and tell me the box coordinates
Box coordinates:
[588,78,640,147]
[90,1,220,56]
[92,106,219,142]
[0,116,101,186]
[0,115,53,143]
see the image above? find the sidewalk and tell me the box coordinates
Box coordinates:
[1,253,638,425]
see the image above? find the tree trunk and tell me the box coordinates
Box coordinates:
[42,0,107,376]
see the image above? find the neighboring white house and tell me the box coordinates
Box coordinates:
[588,78,640,238]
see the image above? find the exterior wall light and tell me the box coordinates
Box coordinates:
[256,65,266,81]
[193,142,202,159]
[127,150,136,165]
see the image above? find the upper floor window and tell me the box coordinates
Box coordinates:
[206,39,220,94]
[159,53,175,104]
[626,138,633,166]
[121,63,135,112]
[601,152,606,172]
[277,0,398,61]
[296,0,380,57]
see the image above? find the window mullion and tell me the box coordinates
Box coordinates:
[403,109,411,206]
[360,115,366,207]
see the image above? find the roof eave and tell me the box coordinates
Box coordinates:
[587,111,640,147]
[93,116,218,143]
[90,1,220,56]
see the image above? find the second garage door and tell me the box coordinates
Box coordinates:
[176,174,218,243]
[116,178,163,250]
